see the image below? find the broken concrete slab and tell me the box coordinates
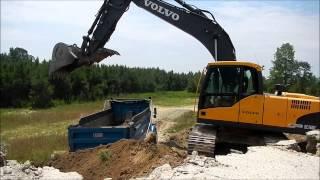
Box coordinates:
[306,130,320,141]
[306,130,320,154]
[274,139,301,152]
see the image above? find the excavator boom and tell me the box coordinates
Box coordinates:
[49,0,236,76]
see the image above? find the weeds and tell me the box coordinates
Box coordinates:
[99,150,112,162]
[167,111,196,133]
[5,134,68,166]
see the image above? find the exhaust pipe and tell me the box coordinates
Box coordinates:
[49,42,119,77]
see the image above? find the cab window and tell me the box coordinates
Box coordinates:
[201,67,240,108]
[241,68,258,97]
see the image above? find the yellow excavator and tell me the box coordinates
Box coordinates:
[188,61,319,156]
[49,0,320,156]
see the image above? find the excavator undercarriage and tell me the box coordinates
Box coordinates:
[187,124,217,157]
[187,124,268,157]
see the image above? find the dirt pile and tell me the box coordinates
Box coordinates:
[49,139,186,180]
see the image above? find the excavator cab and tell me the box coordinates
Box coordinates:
[200,66,241,108]
[188,61,263,156]
[198,61,263,110]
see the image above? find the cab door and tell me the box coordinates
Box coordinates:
[198,66,240,123]
[238,68,264,124]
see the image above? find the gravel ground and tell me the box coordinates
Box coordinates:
[139,146,320,180]
[0,160,82,180]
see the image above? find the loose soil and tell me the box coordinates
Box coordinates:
[49,140,186,180]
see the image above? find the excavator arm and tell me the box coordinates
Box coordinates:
[49,0,236,76]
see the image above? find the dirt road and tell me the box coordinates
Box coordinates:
[155,106,194,142]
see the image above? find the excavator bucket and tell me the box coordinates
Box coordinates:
[49,42,119,77]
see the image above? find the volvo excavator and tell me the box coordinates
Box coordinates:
[49,0,320,157]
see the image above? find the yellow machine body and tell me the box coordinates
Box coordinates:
[197,61,320,133]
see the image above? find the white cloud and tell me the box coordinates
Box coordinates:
[2,1,101,27]
[1,0,319,76]
[210,2,319,76]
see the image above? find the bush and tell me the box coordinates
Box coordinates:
[99,150,112,162]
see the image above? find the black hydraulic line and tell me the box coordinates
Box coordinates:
[174,0,207,17]
[88,4,105,36]
[87,0,132,55]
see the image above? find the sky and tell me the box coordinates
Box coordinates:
[1,0,319,77]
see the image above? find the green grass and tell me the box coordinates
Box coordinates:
[0,91,196,164]
[0,100,105,131]
[118,91,197,107]
[5,134,68,166]
[166,111,196,133]
[0,100,106,164]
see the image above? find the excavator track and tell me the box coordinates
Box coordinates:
[187,124,217,157]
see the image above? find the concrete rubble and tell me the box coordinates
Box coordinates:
[306,130,320,154]
[307,130,320,141]
[274,139,301,152]
[0,160,83,180]
[138,146,320,180]
[0,144,7,167]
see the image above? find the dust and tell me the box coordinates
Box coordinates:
[48,139,186,180]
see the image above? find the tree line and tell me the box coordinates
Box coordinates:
[0,43,319,108]
[0,47,200,108]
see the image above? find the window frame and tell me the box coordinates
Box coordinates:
[240,67,259,98]
[199,66,241,108]
[199,65,262,109]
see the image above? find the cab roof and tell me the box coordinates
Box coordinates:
[207,61,262,71]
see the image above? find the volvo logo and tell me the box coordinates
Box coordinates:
[144,0,180,21]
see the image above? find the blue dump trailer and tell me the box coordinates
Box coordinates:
[68,99,157,151]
